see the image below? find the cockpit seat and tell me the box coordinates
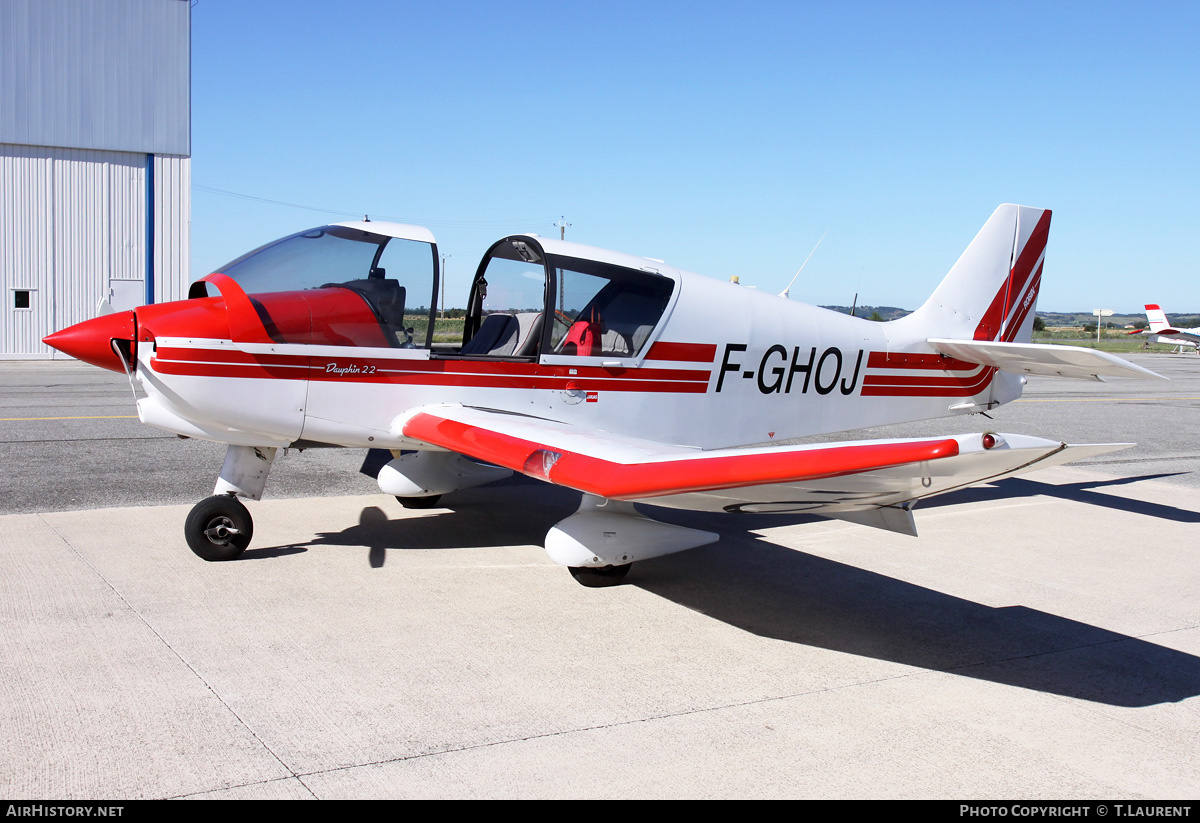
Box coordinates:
[460,311,544,357]
[559,308,603,356]
[321,279,408,344]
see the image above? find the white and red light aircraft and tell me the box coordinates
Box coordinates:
[1129,304,1200,352]
[45,204,1162,585]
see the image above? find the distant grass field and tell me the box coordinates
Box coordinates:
[1032,332,1192,354]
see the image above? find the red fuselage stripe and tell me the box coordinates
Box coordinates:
[149,349,712,393]
[866,351,979,371]
[860,366,995,397]
[645,342,718,362]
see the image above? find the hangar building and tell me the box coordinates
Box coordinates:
[0,0,191,359]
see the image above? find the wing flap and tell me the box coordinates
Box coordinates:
[928,338,1166,381]
[647,437,1133,518]
[397,405,961,500]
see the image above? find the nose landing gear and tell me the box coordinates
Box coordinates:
[185,495,254,561]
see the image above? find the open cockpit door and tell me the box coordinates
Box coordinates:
[456,235,678,365]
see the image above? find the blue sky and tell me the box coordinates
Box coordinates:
[190,1,1199,313]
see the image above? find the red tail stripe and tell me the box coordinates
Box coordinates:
[1001,264,1043,343]
[973,210,1051,341]
[1001,211,1051,322]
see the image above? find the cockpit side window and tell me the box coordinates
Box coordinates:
[549,258,674,358]
[373,237,439,347]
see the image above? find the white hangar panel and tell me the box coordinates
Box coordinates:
[51,147,146,333]
[153,153,190,304]
[0,0,190,155]
[0,145,53,355]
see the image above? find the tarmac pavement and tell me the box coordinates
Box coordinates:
[1,354,1199,798]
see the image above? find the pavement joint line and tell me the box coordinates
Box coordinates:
[0,435,176,445]
[1081,455,1200,465]
[0,416,140,421]
[1015,397,1200,402]
[34,512,311,793]
[232,629,1148,786]
[169,618,1200,796]
[169,774,316,800]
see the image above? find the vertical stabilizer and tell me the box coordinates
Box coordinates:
[905,204,1051,344]
[1144,304,1170,333]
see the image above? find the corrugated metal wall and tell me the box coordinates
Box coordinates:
[0,0,192,357]
[1,143,190,357]
[154,153,190,304]
[0,144,53,355]
[0,0,190,155]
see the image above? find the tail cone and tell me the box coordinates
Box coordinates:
[43,311,136,373]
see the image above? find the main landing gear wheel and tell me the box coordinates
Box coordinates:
[396,494,442,509]
[185,495,253,561]
[568,563,632,587]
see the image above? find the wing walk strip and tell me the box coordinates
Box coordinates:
[402,411,961,500]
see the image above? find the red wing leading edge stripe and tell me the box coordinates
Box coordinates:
[403,412,961,500]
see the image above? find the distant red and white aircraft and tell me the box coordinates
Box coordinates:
[45,204,1163,585]
[1129,304,1200,352]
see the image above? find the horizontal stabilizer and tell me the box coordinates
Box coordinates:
[928,338,1166,381]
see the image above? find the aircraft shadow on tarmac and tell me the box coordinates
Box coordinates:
[917,471,1200,523]
[252,474,1199,708]
[249,477,582,566]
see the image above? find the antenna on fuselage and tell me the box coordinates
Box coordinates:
[780,232,825,299]
[849,266,863,317]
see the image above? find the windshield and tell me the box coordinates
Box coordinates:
[204,224,440,348]
[216,226,431,293]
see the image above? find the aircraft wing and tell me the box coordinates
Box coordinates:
[928,338,1166,381]
[1148,328,1200,345]
[396,405,1131,535]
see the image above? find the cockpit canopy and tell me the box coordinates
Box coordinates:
[198,222,439,348]
[191,223,676,359]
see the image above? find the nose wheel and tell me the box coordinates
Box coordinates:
[185,495,254,561]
